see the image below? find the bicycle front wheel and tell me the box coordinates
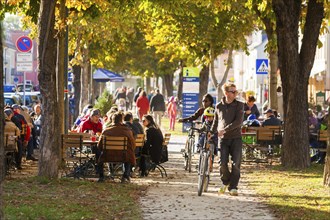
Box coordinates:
[187,137,194,172]
[197,152,208,196]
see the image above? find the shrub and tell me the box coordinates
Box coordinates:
[94,90,113,116]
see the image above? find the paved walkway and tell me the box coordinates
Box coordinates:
[138,135,277,220]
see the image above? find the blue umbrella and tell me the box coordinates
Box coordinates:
[93,68,125,82]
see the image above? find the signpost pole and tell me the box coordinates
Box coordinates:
[23,72,26,106]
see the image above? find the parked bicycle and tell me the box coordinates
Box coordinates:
[181,121,201,172]
[197,128,215,196]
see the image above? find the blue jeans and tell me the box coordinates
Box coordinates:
[219,138,242,190]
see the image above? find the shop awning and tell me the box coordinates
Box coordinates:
[93,68,125,82]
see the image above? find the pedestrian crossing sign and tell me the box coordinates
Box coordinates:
[256,59,269,74]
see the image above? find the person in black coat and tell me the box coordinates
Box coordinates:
[140,114,164,176]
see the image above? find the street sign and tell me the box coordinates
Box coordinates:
[16,63,33,72]
[256,59,269,74]
[17,53,32,62]
[16,36,33,53]
[13,77,19,84]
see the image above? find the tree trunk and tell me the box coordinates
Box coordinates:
[324,116,330,186]
[72,64,81,120]
[57,0,66,134]
[177,60,184,101]
[145,77,151,93]
[272,0,324,168]
[269,50,278,111]
[199,65,209,105]
[80,60,90,111]
[0,21,5,219]
[163,73,174,97]
[38,0,60,177]
[209,49,233,100]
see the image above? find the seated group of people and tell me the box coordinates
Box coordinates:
[71,104,165,183]
[4,104,42,171]
[309,109,328,164]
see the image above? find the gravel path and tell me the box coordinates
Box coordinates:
[137,135,277,220]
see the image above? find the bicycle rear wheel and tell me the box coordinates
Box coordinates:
[197,152,208,196]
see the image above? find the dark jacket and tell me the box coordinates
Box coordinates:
[124,121,142,138]
[211,97,244,139]
[243,103,260,120]
[143,126,164,163]
[262,115,281,126]
[150,93,166,112]
[180,108,205,123]
[97,124,136,165]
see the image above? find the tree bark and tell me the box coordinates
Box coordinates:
[0,21,5,219]
[199,65,209,105]
[80,56,90,110]
[38,0,60,177]
[57,0,66,134]
[163,73,174,97]
[177,60,184,101]
[268,50,278,111]
[324,116,330,186]
[72,64,81,120]
[272,0,324,168]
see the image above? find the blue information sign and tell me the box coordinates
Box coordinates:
[16,36,33,53]
[256,59,269,74]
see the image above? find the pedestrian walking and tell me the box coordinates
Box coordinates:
[167,96,177,131]
[210,83,244,196]
[149,89,166,128]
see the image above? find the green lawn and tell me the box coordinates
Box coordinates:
[3,177,145,220]
[245,164,330,220]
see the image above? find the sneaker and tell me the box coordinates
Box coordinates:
[218,184,228,194]
[97,177,105,183]
[229,189,238,196]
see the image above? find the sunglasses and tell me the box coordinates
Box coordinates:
[227,90,237,94]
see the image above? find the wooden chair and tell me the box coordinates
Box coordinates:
[134,134,145,168]
[146,133,171,178]
[61,133,91,178]
[4,131,18,174]
[317,130,328,153]
[101,136,128,162]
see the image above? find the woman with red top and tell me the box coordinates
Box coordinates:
[167,96,177,131]
[136,90,150,121]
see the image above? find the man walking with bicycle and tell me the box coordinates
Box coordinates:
[210,83,244,196]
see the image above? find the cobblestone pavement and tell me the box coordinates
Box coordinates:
[138,135,277,220]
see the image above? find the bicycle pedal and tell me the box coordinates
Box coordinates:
[180,149,185,153]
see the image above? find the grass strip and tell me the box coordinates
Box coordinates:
[245,164,330,220]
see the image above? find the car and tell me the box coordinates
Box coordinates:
[4,93,22,106]
[17,91,41,109]
[16,83,34,92]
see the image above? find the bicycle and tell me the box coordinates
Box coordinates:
[197,129,215,196]
[181,121,201,173]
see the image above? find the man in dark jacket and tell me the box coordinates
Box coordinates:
[149,89,166,127]
[262,109,282,126]
[211,83,244,196]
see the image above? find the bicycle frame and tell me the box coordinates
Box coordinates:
[183,121,201,172]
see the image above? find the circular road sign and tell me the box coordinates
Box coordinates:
[16,36,33,53]
[13,77,19,84]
